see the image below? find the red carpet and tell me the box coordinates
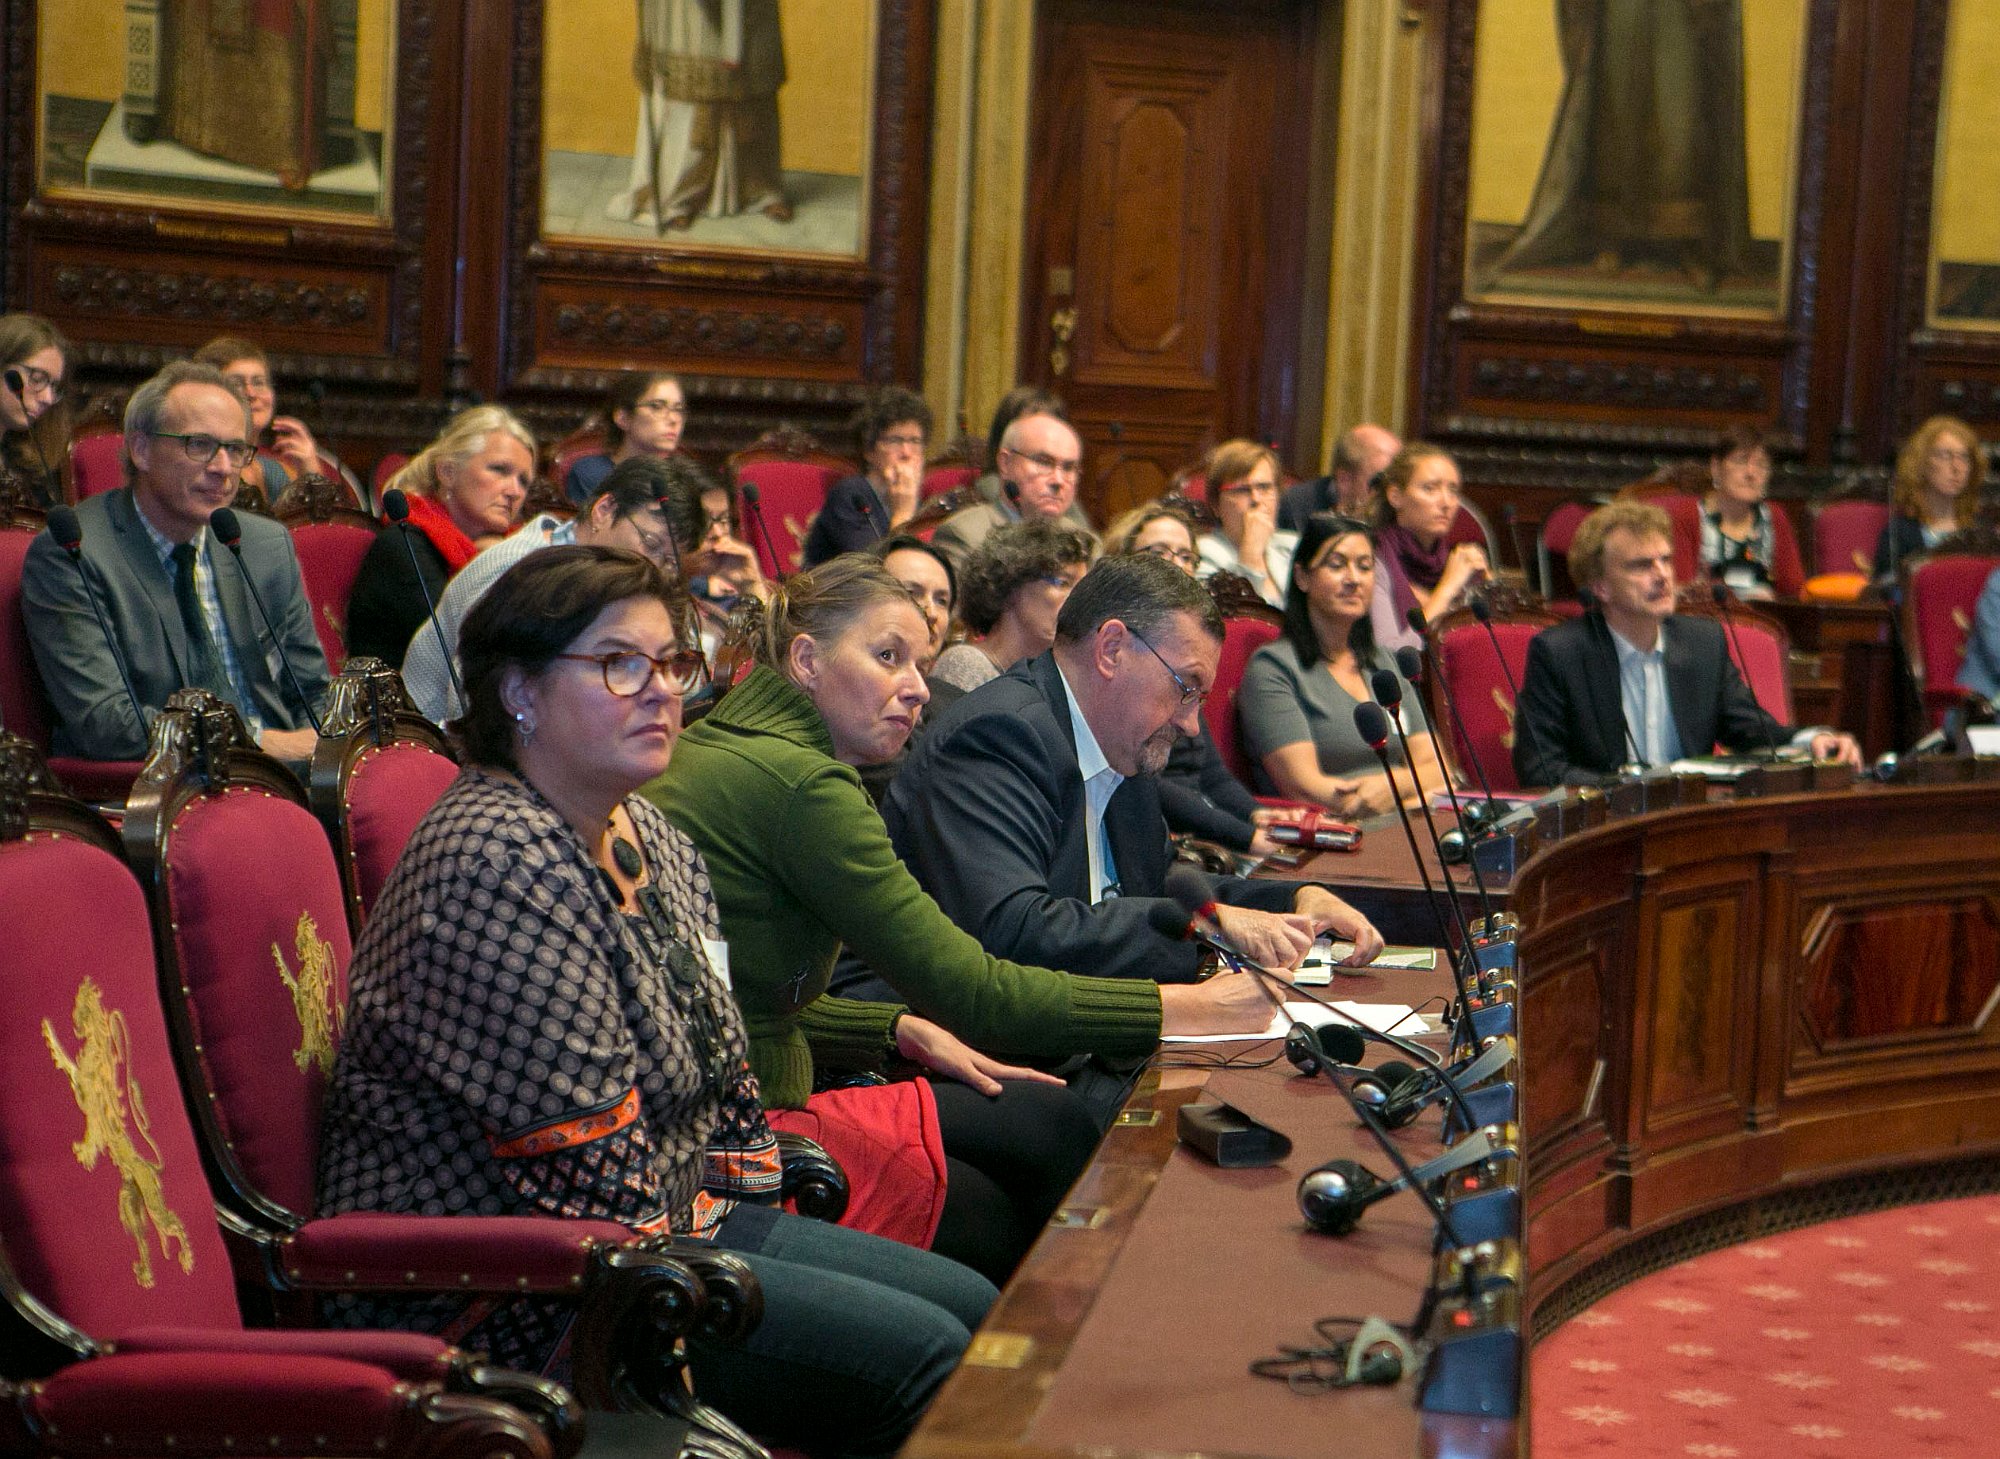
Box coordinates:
[1532,1194,2000,1457]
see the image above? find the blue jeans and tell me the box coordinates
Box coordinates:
[689,1203,996,1457]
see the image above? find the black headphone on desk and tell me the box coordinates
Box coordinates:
[1283,1024,1429,1129]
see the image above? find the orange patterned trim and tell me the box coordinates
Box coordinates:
[491,1088,640,1160]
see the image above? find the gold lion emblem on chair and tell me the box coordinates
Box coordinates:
[274,911,344,1075]
[1492,686,1518,752]
[43,979,195,1289]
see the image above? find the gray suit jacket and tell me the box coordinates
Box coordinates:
[22,488,329,758]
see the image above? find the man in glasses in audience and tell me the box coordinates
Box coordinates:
[931,409,1095,570]
[402,454,709,724]
[882,553,1388,995]
[22,359,329,761]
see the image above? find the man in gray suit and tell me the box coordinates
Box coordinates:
[23,359,328,760]
[931,410,1090,569]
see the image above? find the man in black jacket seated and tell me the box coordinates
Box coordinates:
[882,553,1389,985]
[1515,499,1861,787]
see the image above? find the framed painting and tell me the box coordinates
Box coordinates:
[538,0,877,260]
[1462,0,1809,317]
[1927,1,2000,330]
[34,0,398,223]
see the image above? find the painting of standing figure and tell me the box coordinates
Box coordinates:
[541,0,874,258]
[1467,0,1805,314]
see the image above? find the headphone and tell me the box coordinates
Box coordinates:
[1283,1024,1431,1129]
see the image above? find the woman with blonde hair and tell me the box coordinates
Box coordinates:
[346,405,535,667]
[1369,442,1488,653]
[1873,415,1986,585]
[1194,438,1295,610]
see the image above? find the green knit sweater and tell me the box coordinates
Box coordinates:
[644,665,1162,1108]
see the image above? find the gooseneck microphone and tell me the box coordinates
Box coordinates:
[856,490,887,541]
[45,506,150,743]
[1379,657,1495,923]
[1353,701,1486,1062]
[4,368,61,509]
[380,488,467,712]
[207,509,323,737]
[1297,1125,1505,1239]
[1709,582,1784,760]
[738,482,786,580]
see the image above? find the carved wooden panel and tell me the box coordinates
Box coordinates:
[532,282,864,382]
[1645,895,1745,1125]
[1798,893,2000,1047]
[1071,60,1224,391]
[1521,939,1608,1148]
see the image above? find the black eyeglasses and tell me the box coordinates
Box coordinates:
[1137,543,1199,569]
[16,364,63,402]
[555,648,708,696]
[1128,627,1208,708]
[152,432,256,469]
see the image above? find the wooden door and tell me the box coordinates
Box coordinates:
[1023,0,1313,524]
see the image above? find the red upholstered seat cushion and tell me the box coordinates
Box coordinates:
[1205,616,1281,785]
[1907,554,2000,723]
[345,744,460,921]
[67,429,125,501]
[289,519,379,670]
[1815,498,1891,576]
[0,526,52,749]
[0,834,240,1337]
[1435,619,1542,791]
[1714,615,1793,725]
[163,788,355,1217]
[735,461,841,576]
[921,465,976,498]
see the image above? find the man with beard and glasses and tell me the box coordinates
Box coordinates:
[882,553,1386,987]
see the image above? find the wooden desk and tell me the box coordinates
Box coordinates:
[1758,597,1909,756]
[908,777,2000,1458]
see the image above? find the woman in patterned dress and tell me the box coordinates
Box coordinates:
[317,544,993,1456]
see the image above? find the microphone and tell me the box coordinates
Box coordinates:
[1371,667,1495,927]
[1298,1124,1512,1239]
[739,481,787,580]
[207,508,323,737]
[4,368,61,509]
[856,492,887,541]
[1353,702,1490,1061]
[381,488,467,713]
[1709,582,1783,760]
[44,506,151,745]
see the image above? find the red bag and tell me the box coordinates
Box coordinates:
[768,1080,948,1249]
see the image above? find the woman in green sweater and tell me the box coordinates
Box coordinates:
[646,555,1275,1281]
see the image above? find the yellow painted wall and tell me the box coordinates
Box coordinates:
[39,0,392,132]
[1935,3,2000,264]
[542,0,871,177]
[1469,0,1806,242]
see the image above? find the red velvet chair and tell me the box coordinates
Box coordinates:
[551,423,608,490]
[1621,486,1704,583]
[728,428,855,578]
[370,452,411,501]
[920,464,977,499]
[1902,553,2000,726]
[0,511,145,802]
[1677,592,1795,724]
[276,474,382,672]
[0,732,576,1459]
[66,427,125,502]
[1427,603,1561,791]
[116,693,768,1451]
[1538,500,1595,601]
[308,658,462,935]
[1814,497,1891,577]
[1205,615,1282,785]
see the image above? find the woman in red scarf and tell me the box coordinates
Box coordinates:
[346,406,534,669]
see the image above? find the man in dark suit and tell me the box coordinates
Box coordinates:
[1277,421,1400,534]
[882,553,1387,984]
[1514,499,1859,787]
[22,359,328,761]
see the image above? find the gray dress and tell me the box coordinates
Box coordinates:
[1237,636,1428,794]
